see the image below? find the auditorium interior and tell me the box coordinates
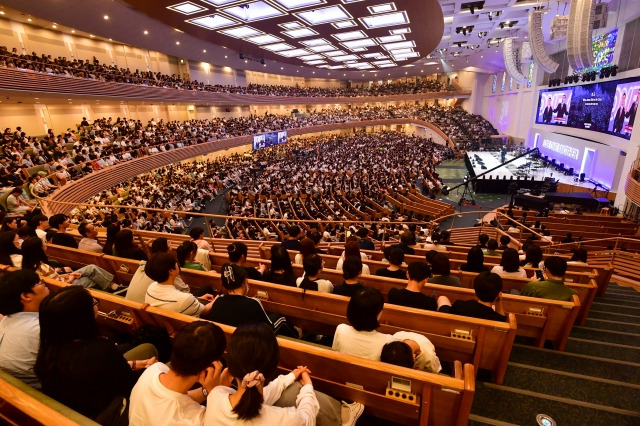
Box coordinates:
[1,0,640,425]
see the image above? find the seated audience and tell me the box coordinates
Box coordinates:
[35,286,157,423]
[0,231,22,267]
[498,235,511,251]
[293,237,316,266]
[427,253,462,287]
[459,246,490,273]
[477,233,489,249]
[176,241,207,271]
[520,256,578,301]
[48,214,78,248]
[31,215,49,242]
[189,227,212,251]
[281,225,302,251]
[439,230,455,246]
[102,222,120,255]
[129,321,226,425]
[227,241,266,280]
[77,221,103,253]
[568,248,588,264]
[485,239,500,256]
[375,247,407,280]
[263,245,296,287]
[388,262,436,311]
[332,287,394,361]
[21,236,115,291]
[0,269,49,388]
[437,271,506,321]
[333,256,367,297]
[393,231,416,255]
[114,229,148,261]
[145,252,214,316]
[356,227,375,251]
[296,254,334,293]
[381,331,442,373]
[491,248,528,279]
[521,245,543,269]
[336,240,370,275]
[422,231,447,252]
[7,187,35,215]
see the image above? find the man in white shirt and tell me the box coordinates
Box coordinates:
[129,321,226,426]
[31,214,50,242]
[0,270,50,388]
[77,222,103,253]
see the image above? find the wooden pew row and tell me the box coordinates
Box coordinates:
[37,277,475,426]
[98,255,516,386]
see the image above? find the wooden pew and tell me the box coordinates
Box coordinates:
[40,277,475,426]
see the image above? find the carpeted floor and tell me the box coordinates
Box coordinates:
[468,283,640,425]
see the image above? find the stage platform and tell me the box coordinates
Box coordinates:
[464,151,607,194]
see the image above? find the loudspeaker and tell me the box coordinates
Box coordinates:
[568,167,574,175]
[560,162,565,169]
[579,173,585,182]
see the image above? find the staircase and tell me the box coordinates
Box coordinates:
[468,283,640,425]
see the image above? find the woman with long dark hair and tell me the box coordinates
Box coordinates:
[21,237,115,290]
[262,245,296,287]
[35,286,157,422]
[102,222,120,255]
[491,248,528,278]
[114,229,148,261]
[460,246,489,273]
[0,231,22,267]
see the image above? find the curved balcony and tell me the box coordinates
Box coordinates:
[0,67,471,105]
[44,118,451,215]
[625,167,640,207]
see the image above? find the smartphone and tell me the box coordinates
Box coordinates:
[535,270,544,280]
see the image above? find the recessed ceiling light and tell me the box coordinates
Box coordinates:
[389,27,410,35]
[90,34,95,38]
[262,42,295,52]
[331,20,357,29]
[281,67,284,69]
[301,38,330,47]
[202,0,237,5]
[52,24,57,29]
[360,11,409,29]
[277,48,312,57]
[186,14,238,30]
[71,29,75,33]
[167,2,208,15]
[372,60,393,65]
[392,51,419,59]
[272,0,326,10]
[342,38,377,49]
[203,49,207,52]
[309,44,336,52]
[377,34,405,43]
[300,54,324,60]
[176,41,180,44]
[323,50,347,56]
[367,3,397,14]
[0,11,4,15]
[296,5,352,26]
[382,40,415,51]
[279,21,304,30]
[306,60,327,65]
[282,27,318,38]
[143,30,149,35]
[223,1,285,22]
[219,26,262,38]
[332,30,367,41]
[246,34,284,44]
[104,15,109,20]
[27,18,33,22]
[332,54,359,61]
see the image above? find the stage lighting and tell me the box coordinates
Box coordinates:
[456,28,461,34]
[488,12,492,21]
[470,5,475,14]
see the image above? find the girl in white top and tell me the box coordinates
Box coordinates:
[490,248,528,279]
[205,323,319,426]
[332,287,395,361]
[336,240,370,275]
[296,254,334,293]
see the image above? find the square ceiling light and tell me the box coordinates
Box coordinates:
[332,54,359,61]
[367,3,397,14]
[323,49,346,56]
[350,47,367,52]
[282,27,318,38]
[301,38,329,46]
[392,51,419,59]
[186,14,238,30]
[332,30,367,41]
[327,65,345,69]
[382,40,415,50]
[278,48,312,57]
[373,59,393,65]
[340,0,364,3]
[377,63,396,67]
[202,0,241,5]
[223,1,285,22]
[306,60,327,65]
[389,27,410,35]
[296,5,352,25]
[341,38,377,49]
[272,0,326,10]
[300,54,324,60]
[219,25,262,38]
[377,34,405,43]
[309,44,336,52]
[246,34,284,44]
[362,52,381,58]
[360,11,409,29]
[332,20,357,29]
[167,2,208,15]
[388,47,413,55]
[262,42,295,51]
[279,21,304,29]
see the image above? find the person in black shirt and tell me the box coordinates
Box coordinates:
[477,233,489,249]
[262,244,296,287]
[281,225,302,251]
[356,228,375,251]
[333,256,367,297]
[307,230,326,254]
[227,241,266,280]
[48,213,78,249]
[375,247,407,280]
[113,229,147,261]
[392,230,415,255]
[498,235,511,251]
[437,271,506,322]
[459,246,490,273]
[388,262,436,311]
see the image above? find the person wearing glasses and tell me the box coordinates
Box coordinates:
[0,270,49,388]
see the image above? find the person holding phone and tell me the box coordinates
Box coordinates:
[436,272,506,322]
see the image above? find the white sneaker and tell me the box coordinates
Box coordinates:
[341,401,364,426]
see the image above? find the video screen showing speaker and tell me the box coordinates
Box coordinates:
[252,130,287,151]
[536,76,640,140]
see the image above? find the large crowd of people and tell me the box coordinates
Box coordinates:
[0,45,456,97]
